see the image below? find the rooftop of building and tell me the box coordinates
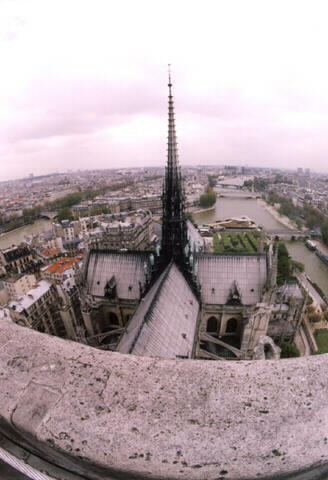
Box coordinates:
[85,250,150,301]
[44,254,84,275]
[2,273,28,283]
[197,253,267,305]
[8,280,52,312]
[2,245,31,262]
[40,248,60,258]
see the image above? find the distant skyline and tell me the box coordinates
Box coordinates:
[1,0,328,181]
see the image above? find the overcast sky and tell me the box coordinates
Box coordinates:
[1,0,328,180]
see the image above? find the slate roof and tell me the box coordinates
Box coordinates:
[86,250,149,301]
[117,262,199,358]
[197,254,267,305]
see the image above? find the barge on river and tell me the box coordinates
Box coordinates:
[315,249,328,266]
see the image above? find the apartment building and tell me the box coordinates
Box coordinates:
[8,280,66,336]
[0,245,33,272]
[3,273,36,299]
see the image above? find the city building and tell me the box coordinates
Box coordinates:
[41,254,84,283]
[0,245,33,273]
[8,275,81,340]
[2,273,36,299]
[88,210,153,251]
[8,280,66,336]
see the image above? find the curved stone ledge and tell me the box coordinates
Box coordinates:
[1,319,328,480]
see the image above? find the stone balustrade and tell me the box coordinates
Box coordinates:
[1,318,328,480]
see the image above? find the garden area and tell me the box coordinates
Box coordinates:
[213,231,260,253]
[314,329,328,354]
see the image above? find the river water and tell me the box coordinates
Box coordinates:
[0,219,52,249]
[286,241,328,297]
[194,197,284,230]
[194,197,328,296]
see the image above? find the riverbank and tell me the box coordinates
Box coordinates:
[287,241,328,298]
[189,205,215,215]
[258,199,297,230]
[0,219,52,249]
[0,223,33,240]
[0,220,35,237]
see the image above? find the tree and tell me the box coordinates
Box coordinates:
[57,207,73,222]
[291,260,304,273]
[254,177,269,191]
[308,312,322,323]
[306,305,315,315]
[306,214,318,230]
[243,179,253,190]
[303,205,324,229]
[277,242,292,286]
[295,218,302,229]
[307,296,313,305]
[279,343,300,358]
[199,186,216,208]
[89,206,111,216]
[322,221,328,246]
[208,175,217,187]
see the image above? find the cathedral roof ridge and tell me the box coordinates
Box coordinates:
[118,260,199,358]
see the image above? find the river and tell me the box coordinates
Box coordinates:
[286,241,328,297]
[0,219,52,249]
[194,197,285,230]
[194,197,328,297]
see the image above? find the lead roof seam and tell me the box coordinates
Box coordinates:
[128,262,172,354]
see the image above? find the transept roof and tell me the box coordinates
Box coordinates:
[197,254,267,305]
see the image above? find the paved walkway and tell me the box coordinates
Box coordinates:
[296,272,324,311]
[300,326,311,356]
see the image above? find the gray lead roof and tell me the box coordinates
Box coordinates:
[117,262,199,358]
[197,254,267,305]
[86,251,149,300]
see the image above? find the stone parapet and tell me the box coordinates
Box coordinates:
[1,319,328,479]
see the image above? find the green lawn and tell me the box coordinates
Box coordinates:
[213,233,222,253]
[212,232,257,254]
[315,329,328,354]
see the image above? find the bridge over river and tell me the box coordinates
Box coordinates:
[264,228,310,240]
[214,186,259,198]
[40,211,58,220]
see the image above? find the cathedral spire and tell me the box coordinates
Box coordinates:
[161,66,188,264]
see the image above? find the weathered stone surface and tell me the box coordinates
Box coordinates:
[12,381,62,434]
[1,319,328,479]
[252,335,281,360]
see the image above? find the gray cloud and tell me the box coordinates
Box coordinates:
[2,0,328,179]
